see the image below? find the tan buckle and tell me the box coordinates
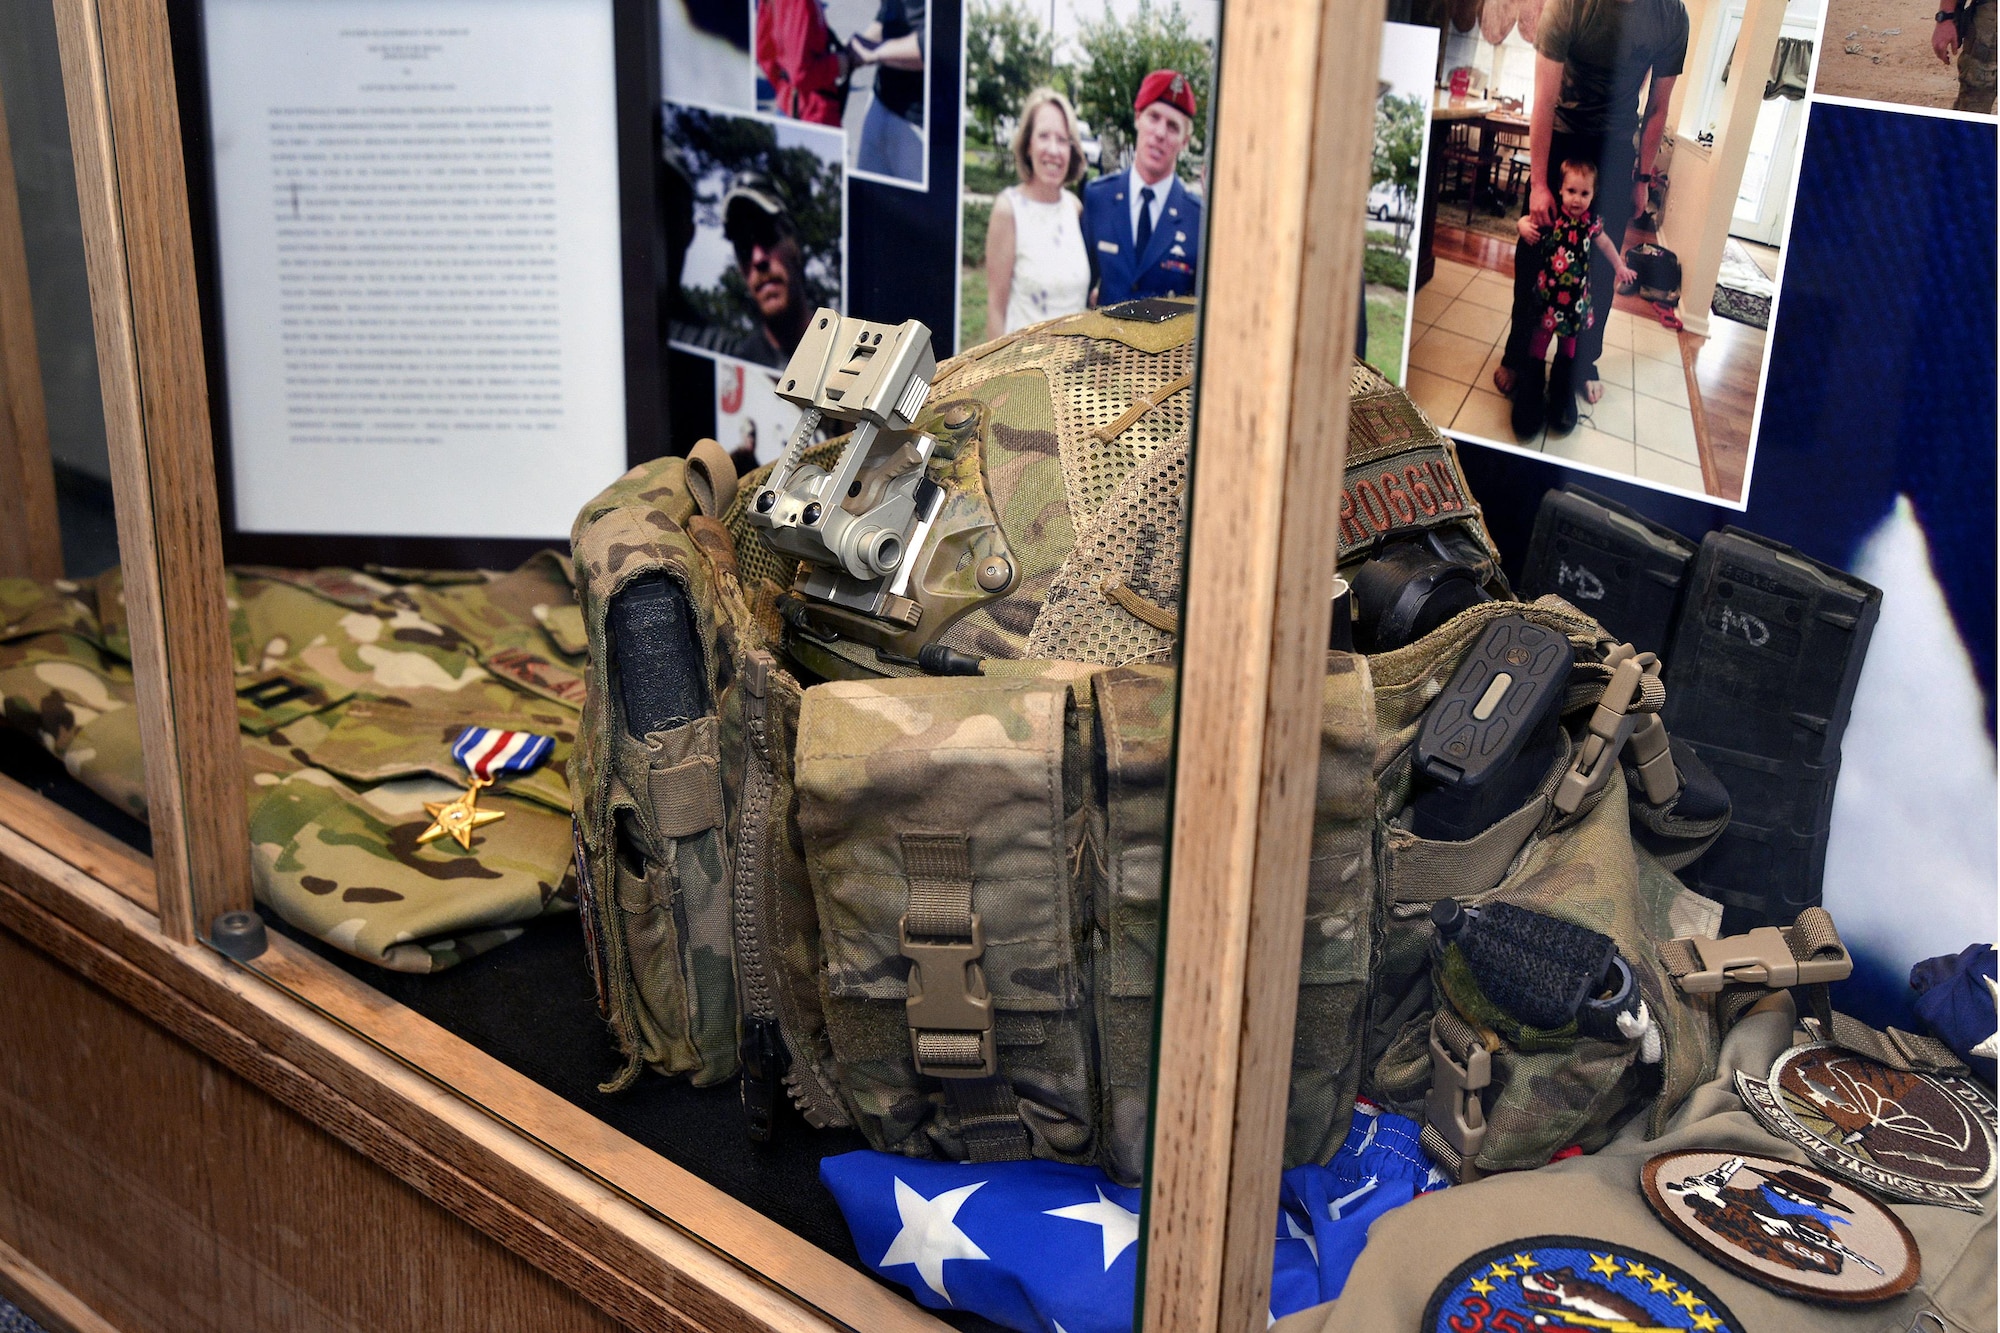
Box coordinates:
[1425,1022,1491,1169]
[902,914,997,1078]
[1556,647,1664,814]
[1675,926,1853,994]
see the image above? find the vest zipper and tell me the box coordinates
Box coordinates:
[733,651,781,1139]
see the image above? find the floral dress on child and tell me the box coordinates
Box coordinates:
[1535,213,1600,337]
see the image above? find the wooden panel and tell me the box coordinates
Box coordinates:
[0,786,947,1333]
[0,1233,125,1333]
[0,926,631,1333]
[52,0,250,942]
[0,66,64,582]
[1144,0,1383,1327]
[0,775,157,914]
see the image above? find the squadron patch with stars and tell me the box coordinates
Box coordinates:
[1736,1042,1996,1212]
[1642,1151,1919,1304]
[1422,1237,1741,1332]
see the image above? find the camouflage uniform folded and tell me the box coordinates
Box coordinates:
[0,555,584,972]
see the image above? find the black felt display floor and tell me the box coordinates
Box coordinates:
[0,732,1004,1330]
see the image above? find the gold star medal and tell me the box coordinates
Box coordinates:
[419,727,556,855]
[420,775,507,851]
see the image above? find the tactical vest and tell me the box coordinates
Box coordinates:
[570,306,1833,1184]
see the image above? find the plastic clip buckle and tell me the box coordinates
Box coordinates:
[1426,1022,1491,1168]
[1555,648,1662,814]
[1674,926,1853,994]
[901,914,997,1078]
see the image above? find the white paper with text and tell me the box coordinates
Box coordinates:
[205,0,625,538]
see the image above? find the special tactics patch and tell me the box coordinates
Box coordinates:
[1422,1237,1742,1332]
[1736,1042,1997,1212]
[1642,1150,1920,1304]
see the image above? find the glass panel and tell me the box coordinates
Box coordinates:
[10,1,1209,1328]
[0,1,154,852]
[1263,14,1998,1328]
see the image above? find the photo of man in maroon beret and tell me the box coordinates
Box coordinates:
[1081,69,1203,306]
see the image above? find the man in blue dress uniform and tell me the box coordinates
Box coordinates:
[1082,70,1202,307]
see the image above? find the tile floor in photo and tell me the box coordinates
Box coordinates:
[1406,258,1708,496]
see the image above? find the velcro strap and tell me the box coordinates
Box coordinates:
[649,754,725,838]
[948,1077,1033,1162]
[904,833,975,939]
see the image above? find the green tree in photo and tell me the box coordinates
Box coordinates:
[1073,0,1213,169]
[1372,92,1425,249]
[966,0,1056,148]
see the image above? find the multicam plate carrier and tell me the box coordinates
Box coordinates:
[570,302,1805,1184]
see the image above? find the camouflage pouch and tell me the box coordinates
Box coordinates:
[795,675,1097,1165]
[1088,658,1380,1183]
[571,453,741,1089]
[1359,600,1726,1179]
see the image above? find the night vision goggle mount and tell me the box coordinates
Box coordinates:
[744,309,941,626]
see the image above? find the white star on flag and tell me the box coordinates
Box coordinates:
[1043,1186,1141,1271]
[879,1178,990,1302]
[1329,1175,1378,1219]
[1973,973,1999,1060]
[1283,1211,1319,1265]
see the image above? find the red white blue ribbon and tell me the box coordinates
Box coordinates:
[451,726,555,782]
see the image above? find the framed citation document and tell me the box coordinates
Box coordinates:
[177,0,661,565]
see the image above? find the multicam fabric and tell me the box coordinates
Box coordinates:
[572,305,1734,1186]
[0,558,584,972]
[1360,599,1726,1172]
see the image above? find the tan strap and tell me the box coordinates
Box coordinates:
[1423,1007,1492,1183]
[904,833,976,938]
[1826,1013,1965,1073]
[1662,907,1853,1036]
[1092,371,1193,442]
[1386,794,1549,905]
[686,439,740,519]
[899,833,1000,1081]
[1106,581,1180,634]
[648,753,725,838]
[1659,907,1851,991]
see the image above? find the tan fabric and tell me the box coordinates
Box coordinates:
[1275,998,1996,1333]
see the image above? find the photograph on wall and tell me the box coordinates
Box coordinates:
[662,103,847,370]
[959,0,1219,350]
[664,0,756,110]
[1363,23,1442,386]
[1400,0,1821,506]
[755,0,935,188]
[1811,0,1995,117]
[712,354,804,468]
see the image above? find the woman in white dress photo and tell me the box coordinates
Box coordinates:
[984,87,1091,340]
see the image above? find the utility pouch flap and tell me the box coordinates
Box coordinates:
[302,700,574,812]
[797,675,1079,1011]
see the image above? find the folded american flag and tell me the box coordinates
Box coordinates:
[820,1102,1447,1332]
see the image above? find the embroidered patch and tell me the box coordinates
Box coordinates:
[1643,1151,1920,1304]
[1422,1237,1741,1332]
[1736,1042,1996,1212]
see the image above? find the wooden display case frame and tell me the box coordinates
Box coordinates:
[0,0,1386,1327]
